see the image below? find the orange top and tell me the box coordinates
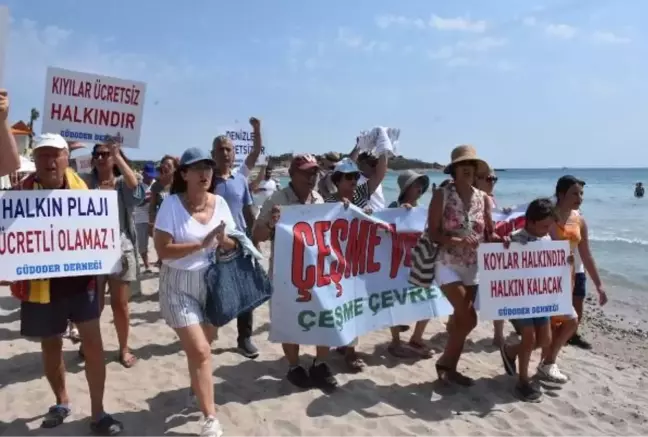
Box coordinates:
[550,211,581,326]
[553,212,582,251]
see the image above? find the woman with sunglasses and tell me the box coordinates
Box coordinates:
[323,156,387,371]
[475,170,509,346]
[84,139,145,368]
[154,147,237,437]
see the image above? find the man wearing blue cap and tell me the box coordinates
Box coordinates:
[134,162,158,273]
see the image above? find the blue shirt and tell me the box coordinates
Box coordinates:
[213,171,253,231]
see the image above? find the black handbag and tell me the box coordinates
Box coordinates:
[204,245,273,327]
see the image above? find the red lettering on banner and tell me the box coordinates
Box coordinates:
[366,223,387,275]
[291,221,315,302]
[50,103,136,130]
[526,276,563,295]
[344,218,369,277]
[314,221,332,288]
[328,219,348,296]
[490,276,563,298]
[483,251,520,270]
[388,225,420,278]
[290,218,384,300]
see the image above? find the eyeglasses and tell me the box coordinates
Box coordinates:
[92,152,110,159]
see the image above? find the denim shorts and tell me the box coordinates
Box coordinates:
[512,317,550,330]
[573,272,587,298]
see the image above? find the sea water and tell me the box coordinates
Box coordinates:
[279,168,648,321]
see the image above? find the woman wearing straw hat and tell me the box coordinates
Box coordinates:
[388,170,434,358]
[427,145,505,385]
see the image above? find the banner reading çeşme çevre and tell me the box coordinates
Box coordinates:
[269,204,452,347]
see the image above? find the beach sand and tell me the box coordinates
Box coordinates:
[1,243,648,436]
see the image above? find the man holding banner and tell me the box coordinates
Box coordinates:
[253,154,339,392]
[6,134,123,435]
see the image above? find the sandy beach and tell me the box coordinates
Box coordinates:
[1,243,647,436]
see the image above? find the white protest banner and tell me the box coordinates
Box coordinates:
[0,6,8,86]
[0,190,121,281]
[270,204,452,347]
[74,155,93,174]
[219,126,267,167]
[477,241,572,321]
[493,204,526,237]
[42,67,146,148]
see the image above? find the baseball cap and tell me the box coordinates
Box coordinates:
[333,158,360,174]
[33,133,68,151]
[142,162,159,178]
[290,154,319,172]
[179,147,215,167]
[556,175,585,195]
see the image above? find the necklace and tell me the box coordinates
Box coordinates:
[184,194,208,213]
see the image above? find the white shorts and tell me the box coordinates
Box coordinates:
[435,263,478,287]
[159,264,209,329]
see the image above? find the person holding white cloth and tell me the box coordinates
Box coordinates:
[154,147,237,437]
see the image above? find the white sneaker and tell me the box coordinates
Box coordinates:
[537,362,569,383]
[201,416,223,437]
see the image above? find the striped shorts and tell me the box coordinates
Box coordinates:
[159,264,209,329]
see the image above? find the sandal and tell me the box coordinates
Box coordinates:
[435,363,474,387]
[118,351,137,368]
[344,353,365,372]
[41,405,71,429]
[90,413,124,436]
[69,328,81,344]
[388,343,418,358]
[408,340,433,359]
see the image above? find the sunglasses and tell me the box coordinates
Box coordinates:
[92,151,111,159]
[478,175,498,184]
[342,173,360,181]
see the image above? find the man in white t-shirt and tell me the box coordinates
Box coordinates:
[249,166,280,214]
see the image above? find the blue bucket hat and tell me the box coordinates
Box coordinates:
[142,162,158,179]
[179,147,215,167]
[332,158,360,174]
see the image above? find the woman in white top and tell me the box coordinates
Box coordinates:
[154,147,236,437]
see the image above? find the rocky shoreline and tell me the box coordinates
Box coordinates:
[574,296,648,369]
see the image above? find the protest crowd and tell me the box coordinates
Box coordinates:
[0,83,611,437]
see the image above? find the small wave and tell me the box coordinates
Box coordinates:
[589,235,648,247]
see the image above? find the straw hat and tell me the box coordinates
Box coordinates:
[397,170,430,202]
[444,144,490,175]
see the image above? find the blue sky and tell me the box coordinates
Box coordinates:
[3,0,648,167]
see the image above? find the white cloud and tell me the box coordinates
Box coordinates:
[429,15,487,33]
[375,14,426,30]
[522,16,537,27]
[591,31,631,44]
[336,27,379,52]
[457,37,508,52]
[544,24,577,39]
[427,46,454,60]
[337,27,363,48]
[428,37,506,66]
